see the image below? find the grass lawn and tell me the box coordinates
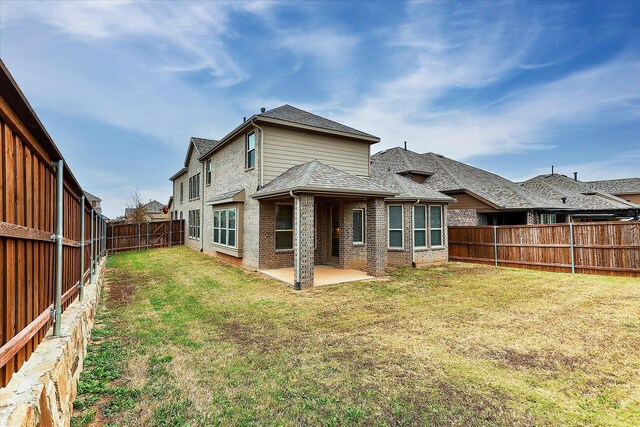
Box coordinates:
[72,246,640,426]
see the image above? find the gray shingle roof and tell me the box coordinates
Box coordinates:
[254,160,395,199]
[587,178,640,195]
[145,200,166,213]
[259,105,376,139]
[372,148,559,209]
[522,174,640,211]
[83,191,101,202]
[379,173,454,202]
[191,137,220,154]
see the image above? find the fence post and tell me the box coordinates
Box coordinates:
[493,225,498,267]
[90,210,94,283]
[53,160,64,336]
[146,221,149,250]
[569,222,575,273]
[138,223,141,251]
[169,219,172,247]
[79,195,85,301]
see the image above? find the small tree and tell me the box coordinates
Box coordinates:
[127,188,148,223]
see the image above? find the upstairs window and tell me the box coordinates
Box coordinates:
[413,205,427,248]
[180,182,184,204]
[206,159,212,186]
[189,174,201,200]
[275,204,293,250]
[388,205,403,249]
[430,205,443,247]
[246,131,256,170]
[352,209,364,244]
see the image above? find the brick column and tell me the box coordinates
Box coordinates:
[366,197,386,276]
[295,194,315,288]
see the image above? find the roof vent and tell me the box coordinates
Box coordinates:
[573,172,578,181]
[243,116,246,122]
[404,141,407,150]
[551,165,554,175]
[260,107,266,113]
[561,197,567,204]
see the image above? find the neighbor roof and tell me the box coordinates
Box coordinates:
[372,148,560,210]
[83,191,101,202]
[184,137,220,167]
[522,174,639,211]
[586,178,640,195]
[379,173,454,203]
[253,160,395,199]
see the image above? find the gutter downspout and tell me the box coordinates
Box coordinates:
[251,117,265,188]
[290,190,301,290]
[201,159,205,252]
[412,199,421,268]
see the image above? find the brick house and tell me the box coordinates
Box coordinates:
[371,147,639,225]
[170,105,452,288]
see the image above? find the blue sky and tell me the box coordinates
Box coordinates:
[1,0,638,218]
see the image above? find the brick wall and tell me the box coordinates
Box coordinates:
[447,208,479,226]
[258,200,294,269]
[386,202,413,267]
[339,201,368,270]
[366,198,386,276]
[296,194,315,287]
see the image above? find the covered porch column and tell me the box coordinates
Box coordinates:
[366,197,386,276]
[294,193,315,288]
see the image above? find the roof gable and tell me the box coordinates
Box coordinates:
[183,136,219,167]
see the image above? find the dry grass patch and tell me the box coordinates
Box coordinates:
[72,247,640,426]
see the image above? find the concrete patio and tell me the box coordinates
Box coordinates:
[261,265,374,286]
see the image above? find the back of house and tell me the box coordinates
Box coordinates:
[169,105,452,287]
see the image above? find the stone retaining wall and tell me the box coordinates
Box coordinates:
[0,259,105,427]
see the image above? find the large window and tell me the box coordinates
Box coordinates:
[352,209,364,244]
[413,205,427,248]
[246,132,256,169]
[188,209,200,239]
[388,205,403,249]
[430,205,443,247]
[213,208,236,248]
[275,204,293,250]
[206,160,212,186]
[188,174,201,200]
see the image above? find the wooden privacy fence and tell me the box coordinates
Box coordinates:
[449,222,640,277]
[0,60,107,388]
[107,219,184,253]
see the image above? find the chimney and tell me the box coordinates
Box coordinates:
[260,107,266,113]
[404,141,407,151]
[551,165,554,175]
[573,172,578,181]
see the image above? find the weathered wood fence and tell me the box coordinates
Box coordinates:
[449,222,640,277]
[1,60,107,387]
[107,219,184,253]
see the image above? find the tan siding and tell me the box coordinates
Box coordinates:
[448,192,496,211]
[617,193,640,204]
[263,125,370,183]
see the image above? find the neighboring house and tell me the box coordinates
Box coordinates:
[371,147,565,225]
[170,105,453,287]
[586,178,640,204]
[84,191,102,214]
[522,174,640,222]
[125,200,169,222]
[371,147,639,225]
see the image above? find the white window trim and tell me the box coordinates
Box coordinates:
[246,131,256,170]
[206,159,212,186]
[275,203,294,251]
[212,208,237,248]
[388,204,404,249]
[413,205,427,249]
[541,213,556,224]
[429,205,444,248]
[352,208,365,245]
[180,182,184,204]
[189,174,201,201]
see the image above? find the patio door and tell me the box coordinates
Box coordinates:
[327,204,340,265]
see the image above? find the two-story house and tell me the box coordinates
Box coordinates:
[170,105,452,288]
